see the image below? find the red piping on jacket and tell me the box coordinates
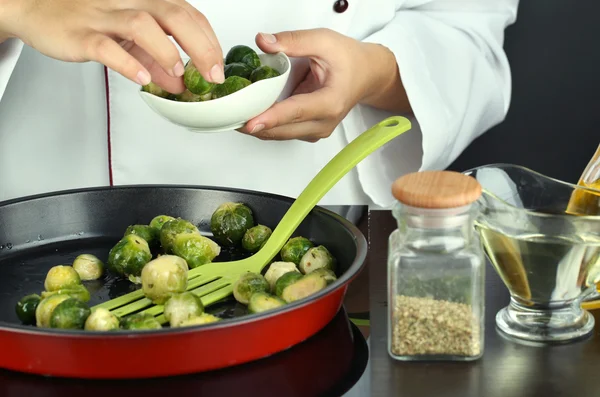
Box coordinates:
[103,66,114,186]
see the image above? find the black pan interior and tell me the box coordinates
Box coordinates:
[0,185,365,328]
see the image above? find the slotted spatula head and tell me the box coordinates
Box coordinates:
[94,116,412,321]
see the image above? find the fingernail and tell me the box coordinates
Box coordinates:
[250,124,265,134]
[172,61,185,77]
[136,70,151,86]
[260,33,277,44]
[209,64,225,84]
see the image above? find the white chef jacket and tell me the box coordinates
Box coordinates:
[0,0,519,208]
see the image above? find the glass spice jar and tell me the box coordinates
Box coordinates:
[387,170,486,361]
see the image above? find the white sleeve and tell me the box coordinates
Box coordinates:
[341,0,519,208]
[0,38,24,102]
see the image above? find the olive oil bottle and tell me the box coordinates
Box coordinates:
[566,144,600,216]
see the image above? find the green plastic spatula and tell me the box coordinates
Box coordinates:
[93,116,412,322]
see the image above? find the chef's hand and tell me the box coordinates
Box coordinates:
[0,0,224,93]
[239,28,406,142]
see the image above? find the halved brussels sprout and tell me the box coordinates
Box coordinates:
[72,254,104,281]
[178,313,221,327]
[149,215,175,238]
[233,272,269,305]
[242,224,272,253]
[280,271,328,303]
[35,294,71,327]
[107,234,152,278]
[183,61,216,95]
[121,313,162,330]
[142,82,171,98]
[44,265,81,292]
[247,292,286,314]
[124,225,155,246]
[310,268,337,285]
[171,89,202,102]
[141,255,189,305]
[273,271,304,298]
[249,65,280,83]
[172,233,221,269]
[15,294,41,325]
[210,202,254,247]
[164,292,205,327]
[225,45,261,69]
[49,298,91,329]
[264,261,300,292]
[41,284,91,303]
[159,218,201,253]
[280,237,314,266]
[299,245,337,274]
[212,76,251,99]
[84,308,120,331]
[224,62,254,79]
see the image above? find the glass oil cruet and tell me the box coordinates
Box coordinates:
[387,170,486,361]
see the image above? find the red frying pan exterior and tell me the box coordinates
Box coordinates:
[0,186,367,379]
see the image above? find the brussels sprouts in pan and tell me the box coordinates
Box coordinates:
[242,224,272,253]
[15,294,41,325]
[183,61,216,95]
[299,245,337,275]
[280,237,314,266]
[178,313,221,327]
[247,292,286,314]
[121,313,162,330]
[264,261,300,292]
[172,233,221,269]
[212,76,251,99]
[280,272,328,304]
[249,65,280,83]
[225,45,261,69]
[233,272,269,305]
[49,298,91,329]
[149,215,175,238]
[72,254,104,281]
[159,218,201,253]
[310,268,337,285]
[164,292,205,327]
[210,202,254,247]
[141,255,189,305]
[41,284,91,303]
[142,82,171,98]
[124,225,156,246]
[84,308,120,331]
[273,271,304,298]
[35,294,71,328]
[224,62,254,79]
[107,234,152,278]
[44,265,81,292]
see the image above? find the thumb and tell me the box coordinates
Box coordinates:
[255,29,334,58]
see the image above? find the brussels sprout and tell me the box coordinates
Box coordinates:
[72,254,104,281]
[35,294,71,327]
[224,62,254,79]
[15,294,41,325]
[280,272,328,303]
[311,268,337,285]
[124,225,155,246]
[247,292,286,314]
[41,284,91,303]
[264,261,300,291]
[44,265,81,292]
[149,215,175,237]
[225,45,261,69]
[142,82,171,98]
[164,292,205,327]
[172,233,221,269]
[141,255,189,305]
[121,313,162,330]
[233,272,269,305]
[299,245,337,274]
[171,89,202,102]
[84,308,120,331]
[107,234,152,278]
[183,61,216,95]
[210,202,254,247]
[249,65,281,83]
[274,271,304,298]
[159,218,201,253]
[242,225,272,253]
[178,313,221,327]
[280,237,314,266]
[49,298,91,329]
[212,76,251,99]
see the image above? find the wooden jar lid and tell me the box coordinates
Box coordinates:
[391,170,482,209]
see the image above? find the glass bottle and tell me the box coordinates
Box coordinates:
[387,170,486,361]
[566,143,600,216]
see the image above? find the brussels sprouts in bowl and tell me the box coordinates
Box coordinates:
[138,47,291,133]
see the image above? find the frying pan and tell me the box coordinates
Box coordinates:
[0,185,367,379]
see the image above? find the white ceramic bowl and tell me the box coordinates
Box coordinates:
[138,52,291,133]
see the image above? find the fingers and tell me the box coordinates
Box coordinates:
[165,0,223,57]
[242,121,327,142]
[255,29,338,58]
[127,44,186,93]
